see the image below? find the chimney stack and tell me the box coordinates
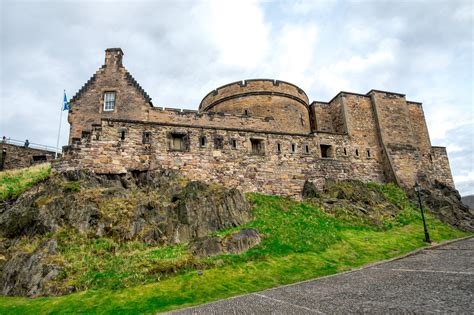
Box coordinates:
[104,48,123,68]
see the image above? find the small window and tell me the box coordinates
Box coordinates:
[119,128,127,141]
[214,136,224,149]
[355,149,359,156]
[251,139,264,155]
[104,92,116,111]
[305,145,310,154]
[231,139,237,149]
[244,109,249,116]
[320,144,333,158]
[81,131,91,140]
[343,148,347,156]
[171,133,186,151]
[291,143,296,153]
[143,131,152,144]
[199,136,206,147]
[277,143,281,153]
[366,149,371,158]
[32,155,47,162]
[429,154,433,162]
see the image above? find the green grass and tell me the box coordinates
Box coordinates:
[0,163,51,201]
[0,182,470,314]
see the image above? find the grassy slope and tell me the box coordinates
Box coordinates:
[0,163,51,201]
[0,169,470,314]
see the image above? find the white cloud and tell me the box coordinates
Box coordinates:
[204,0,270,69]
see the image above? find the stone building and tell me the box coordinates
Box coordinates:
[0,142,57,170]
[57,48,454,197]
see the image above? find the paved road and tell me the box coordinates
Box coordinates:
[168,237,474,314]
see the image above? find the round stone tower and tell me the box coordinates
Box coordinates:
[199,79,310,134]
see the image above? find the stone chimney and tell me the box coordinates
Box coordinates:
[104,48,123,68]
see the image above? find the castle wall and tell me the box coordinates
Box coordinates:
[199,80,311,134]
[56,119,385,198]
[368,91,423,188]
[311,102,334,132]
[431,147,455,188]
[0,143,56,170]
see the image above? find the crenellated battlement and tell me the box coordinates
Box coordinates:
[199,79,309,111]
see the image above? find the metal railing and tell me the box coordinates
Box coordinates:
[1,137,62,153]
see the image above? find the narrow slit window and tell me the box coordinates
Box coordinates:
[355,149,359,156]
[343,147,347,156]
[305,145,309,154]
[244,109,249,116]
[199,136,206,147]
[119,128,127,141]
[104,92,116,111]
[231,139,237,149]
[366,149,371,158]
[251,139,264,155]
[277,143,281,153]
[291,143,296,153]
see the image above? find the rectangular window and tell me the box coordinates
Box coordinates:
[143,131,152,144]
[32,155,47,162]
[366,149,371,158]
[320,144,333,158]
[214,136,224,149]
[305,145,310,154]
[171,133,186,151]
[231,139,237,149]
[277,143,281,153]
[251,139,264,155]
[104,92,116,111]
[291,143,296,153]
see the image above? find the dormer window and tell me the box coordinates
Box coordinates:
[104,92,116,111]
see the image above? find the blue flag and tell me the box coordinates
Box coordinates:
[63,91,69,111]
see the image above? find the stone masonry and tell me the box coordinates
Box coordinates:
[0,143,56,170]
[55,48,455,197]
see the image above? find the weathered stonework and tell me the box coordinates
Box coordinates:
[56,48,455,197]
[0,143,56,170]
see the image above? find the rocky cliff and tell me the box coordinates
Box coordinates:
[0,169,255,297]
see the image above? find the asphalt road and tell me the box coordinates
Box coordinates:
[167,237,474,314]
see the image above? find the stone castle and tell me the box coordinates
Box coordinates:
[56,48,454,197]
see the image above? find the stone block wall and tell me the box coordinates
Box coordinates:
[198,79,311,134]
[431,147,455,188]
[0,143,56,170]
[56,119,385,198]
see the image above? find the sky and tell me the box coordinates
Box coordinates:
[1,0,473,195]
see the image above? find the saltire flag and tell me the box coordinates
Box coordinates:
[63,91,69,111]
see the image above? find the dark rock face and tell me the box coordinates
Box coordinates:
[410,181,474,232]
[1,239,61,297]
[0,169,253,297]
[189,228,261,257]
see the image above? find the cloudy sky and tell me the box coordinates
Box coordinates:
[1,0,473,195]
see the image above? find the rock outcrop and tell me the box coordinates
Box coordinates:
[189,228,262,257]
[410,181,474,232]
[0,169,253,297]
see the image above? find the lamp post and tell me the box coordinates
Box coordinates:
[414,183,431,243]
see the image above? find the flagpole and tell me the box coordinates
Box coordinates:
[55,90,65,159]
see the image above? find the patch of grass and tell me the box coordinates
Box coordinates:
[62,181,81,193]
[0,184,470,314]
[0,163,51,201]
